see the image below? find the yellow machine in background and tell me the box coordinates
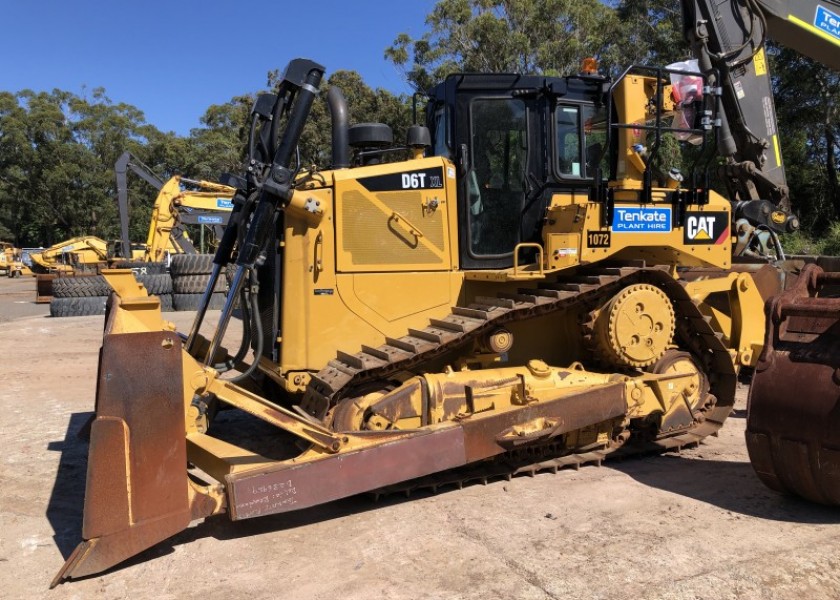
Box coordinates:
[28,236,109,274]
[140,175,235,263]
[55,0,840,585]
[0,243,29,277]
[113,151,236,264]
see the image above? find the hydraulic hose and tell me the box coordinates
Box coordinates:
[212,283,253,374]
[228,277,264,384]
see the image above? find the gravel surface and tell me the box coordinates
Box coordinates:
[1,275,839,600]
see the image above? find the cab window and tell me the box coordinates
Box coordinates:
[555,103,608,179]
[468,98,527,257]
[432,106,450,159]
[556,105,582,176]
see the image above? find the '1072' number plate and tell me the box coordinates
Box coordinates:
[586,231,611,248]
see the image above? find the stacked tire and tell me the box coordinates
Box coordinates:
[49,272,174,317]
[49,275,109,317]
[169,254,227,311]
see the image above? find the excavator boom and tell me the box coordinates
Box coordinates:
[114,152,236,262]
[682,0,839,221]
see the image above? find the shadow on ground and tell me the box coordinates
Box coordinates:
[46,411,94,560]
[610,453,840,523]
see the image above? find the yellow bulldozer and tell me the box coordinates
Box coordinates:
[54,0,840,585]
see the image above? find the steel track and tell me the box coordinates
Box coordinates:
[301,263,738,493]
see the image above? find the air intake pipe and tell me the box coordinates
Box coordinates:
[328,87,350,169]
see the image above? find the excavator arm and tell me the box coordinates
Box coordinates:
[114,151,236,262]
[682,0,839,232]
[142,177,235,262]
[29,236,109,272]
[114,152,164,260]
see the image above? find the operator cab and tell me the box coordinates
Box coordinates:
[425,72,609,269]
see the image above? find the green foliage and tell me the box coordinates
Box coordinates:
[385,0,691,90]
[821,222,840,256]
[386,0,628,90]
[770,45,840,230]
[188,94,254,179]
[615,0,686,66]
[1,1,838,251]
[780,224,840,256]
[0,70,412,248]
[0,88,151,246]
[780,231,825,255]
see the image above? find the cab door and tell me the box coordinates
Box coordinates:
[458,94,532,269]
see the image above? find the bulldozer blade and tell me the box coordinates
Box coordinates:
[52,329,192,586]
[746,264,840,505]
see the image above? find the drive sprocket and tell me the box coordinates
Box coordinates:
[589,283,675,368]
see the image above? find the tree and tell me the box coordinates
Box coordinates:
[614,0,687,66]
[771,45,840,229]
[386,0,635,91]
[187,94,254,180]
[0,88,166,247]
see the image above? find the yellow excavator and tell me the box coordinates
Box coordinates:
[27,235,109,274]
[54,0,840,585]
[29,237,113,302]
[113,151,236,265]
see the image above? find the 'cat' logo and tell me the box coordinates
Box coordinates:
[686,216,715,240]
[683,212,729,245]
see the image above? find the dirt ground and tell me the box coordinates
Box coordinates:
[2,274,840,600]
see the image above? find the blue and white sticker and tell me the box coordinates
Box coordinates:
[816,5,840,41]
[217,198,234,209]
[198,215,224,224]
[612,207,672,233]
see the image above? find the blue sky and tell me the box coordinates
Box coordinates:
[1,0,436,135]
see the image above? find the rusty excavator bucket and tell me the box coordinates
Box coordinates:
[746,263,840,505]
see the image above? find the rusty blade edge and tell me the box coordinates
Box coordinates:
[51,541,95,588]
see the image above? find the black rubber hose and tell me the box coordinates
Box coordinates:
[229,273,264,384]
[212,283,253,374]
[248,112,260,165]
